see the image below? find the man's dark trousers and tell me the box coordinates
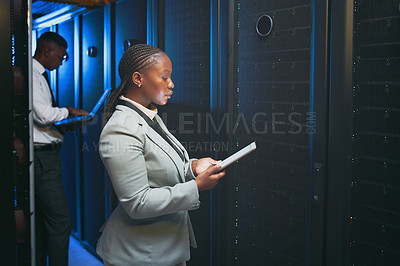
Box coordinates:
[34,148,71,266]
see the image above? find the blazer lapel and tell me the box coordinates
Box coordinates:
[143,121,185,183]
[117,102,186,183]
[154,115,189,162]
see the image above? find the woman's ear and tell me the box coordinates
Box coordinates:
[131,72,143,88]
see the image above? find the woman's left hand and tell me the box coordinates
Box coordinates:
[192,157,221,176]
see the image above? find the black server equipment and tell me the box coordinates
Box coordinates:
[162,0,212,265]
[2,0,32,264]
[348,0,400,264]
[226,0,313,265]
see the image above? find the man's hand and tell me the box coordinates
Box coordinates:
[192,157,222,176]
[66,107,90,116]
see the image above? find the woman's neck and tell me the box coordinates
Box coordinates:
[124,90,151,109]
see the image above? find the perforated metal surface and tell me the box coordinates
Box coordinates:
[350,0,400,264]
[230,0,312,265]
[163,1,211,265]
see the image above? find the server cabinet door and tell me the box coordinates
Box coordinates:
[162,1,212,265]
[348,1,400,263]
[327,0,400,265]
[58,19,78,234]
[224,0,324,265]
[81,7,105,251]
[115,0,147,87]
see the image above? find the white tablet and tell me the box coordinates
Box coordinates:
[218,142,257,170]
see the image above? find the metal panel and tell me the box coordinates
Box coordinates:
[1,0,17,264]
[209,0,223,265]
[73,14,83,239]
[103,1,114,221]
[28,0,35,264]
[81,7,105,252]
[325,0,354,265]
[228,0,313,265]
[114,0,147,86]
[307,0,330,265]
[348,0,400,264]
[147,0,158,46]
[11,0,32,263]
[163,1,211,265]
[58,18,78,234]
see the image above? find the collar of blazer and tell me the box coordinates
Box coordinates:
[117,103,188,183]
[153,115,190,160]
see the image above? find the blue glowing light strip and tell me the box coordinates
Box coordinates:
[306,0,316,264]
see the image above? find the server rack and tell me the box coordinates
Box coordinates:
[2,0,33,264]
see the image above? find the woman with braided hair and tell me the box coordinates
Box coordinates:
[97,44,225,266]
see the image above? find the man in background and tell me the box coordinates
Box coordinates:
[32,31,88,266]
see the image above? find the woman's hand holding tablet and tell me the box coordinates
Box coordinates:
[218,142,257,170]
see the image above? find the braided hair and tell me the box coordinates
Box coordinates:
[104,44,165,124]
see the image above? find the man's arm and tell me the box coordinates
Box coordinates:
[32,71,89,124]
[32,72,69,125]
[66,107,89,116]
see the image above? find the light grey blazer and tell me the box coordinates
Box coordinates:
[96,104,200,266]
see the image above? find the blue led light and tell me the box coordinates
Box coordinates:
[11,35,15,66]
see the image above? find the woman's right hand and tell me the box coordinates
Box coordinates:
[195,163,226,191]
